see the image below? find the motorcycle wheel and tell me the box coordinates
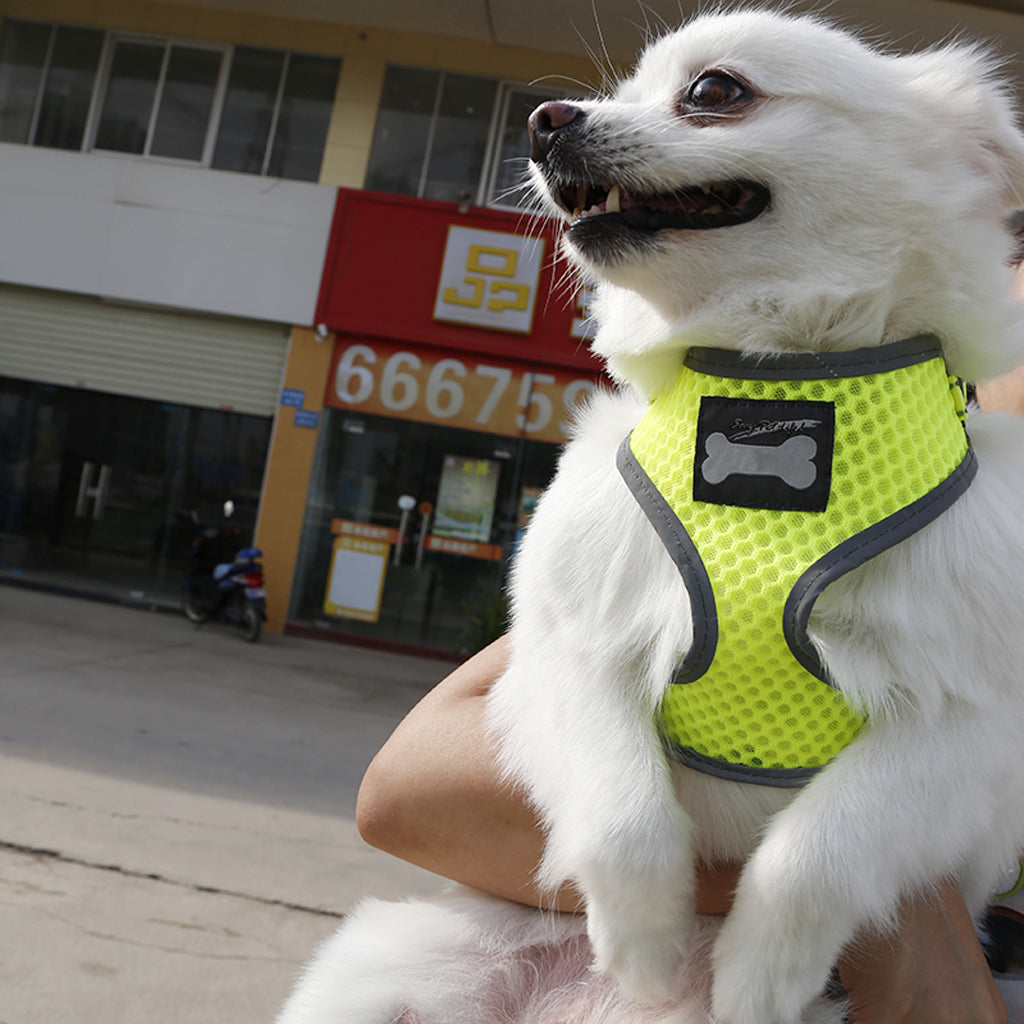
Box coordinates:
[240,601,262,642]
[181,589,208,624]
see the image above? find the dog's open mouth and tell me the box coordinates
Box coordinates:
[558,180,771,232]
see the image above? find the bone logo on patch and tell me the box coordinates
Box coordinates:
[703,432,818,490]
[692,397,835,513]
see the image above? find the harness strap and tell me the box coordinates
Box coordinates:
[619,336,975,786]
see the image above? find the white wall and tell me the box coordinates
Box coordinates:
[0,144,337,326]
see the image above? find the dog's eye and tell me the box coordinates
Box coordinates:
[686,71,748,109]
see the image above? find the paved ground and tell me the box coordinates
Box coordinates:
[0,585,454,1023]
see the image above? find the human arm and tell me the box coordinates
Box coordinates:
[837,877,1006,1024]
[356,635,738,914]
[977,364,1024,417]
[356,637,1005,1023]
[356,637,583,911]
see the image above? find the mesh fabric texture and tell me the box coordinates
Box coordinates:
[628,346,971,783]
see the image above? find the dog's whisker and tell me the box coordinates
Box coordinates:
[567,11,619,98]
[528,73,601,100]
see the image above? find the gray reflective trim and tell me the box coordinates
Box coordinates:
[685,334,941,381]
[616,436,717,682]
[661,738,821,788]
[784,447,978,681]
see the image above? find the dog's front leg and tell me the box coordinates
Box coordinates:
[488,643,695,1005]
[710,710,1022,1024]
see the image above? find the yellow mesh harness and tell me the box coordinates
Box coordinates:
[617,336,975,787]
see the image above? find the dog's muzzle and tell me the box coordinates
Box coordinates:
[527,101,771,245]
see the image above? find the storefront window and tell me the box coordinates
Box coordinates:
[0,377,271,604]
[289,409,560,653]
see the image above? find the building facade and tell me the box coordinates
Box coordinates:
[0,0,603,654]
[1,0,1022,654]
[271,189,601,653]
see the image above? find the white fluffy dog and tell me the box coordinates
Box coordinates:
[277,10,1024,1024]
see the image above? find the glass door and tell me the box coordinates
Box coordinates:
[0,378,271,604]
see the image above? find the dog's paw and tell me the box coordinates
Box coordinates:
[711,903,836,1024]
[589,920,687,1005]
[711,958,808,1024]
[586,894,693,1004]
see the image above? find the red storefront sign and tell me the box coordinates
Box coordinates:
[315,189,602,373]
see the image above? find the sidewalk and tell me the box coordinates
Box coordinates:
[0,585,453,1023]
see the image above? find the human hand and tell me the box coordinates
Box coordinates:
[837,878,1006,1024]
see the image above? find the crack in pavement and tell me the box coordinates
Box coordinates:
[9,791,346,848]
[31,905,309,963]
[0,839,344,920]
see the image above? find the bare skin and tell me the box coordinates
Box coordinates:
[357,636,1006,1023]
[978,363,1024,417]
[975,265,1024,417]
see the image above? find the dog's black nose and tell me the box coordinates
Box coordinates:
[528,101,583,164]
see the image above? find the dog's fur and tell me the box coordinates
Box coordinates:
[277,10,1024,1024]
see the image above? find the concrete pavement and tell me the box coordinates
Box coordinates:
[0,585,455,1023]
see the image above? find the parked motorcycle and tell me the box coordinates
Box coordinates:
[181,501,267,642]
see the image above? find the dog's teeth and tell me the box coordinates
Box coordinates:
[607,185,621,213]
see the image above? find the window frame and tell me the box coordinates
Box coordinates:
[84,32,232,167]
[479,80,565,210]
[23,22,55,145]
[366,64,568,211]
[5,21,106,148]
[0,18,340,182]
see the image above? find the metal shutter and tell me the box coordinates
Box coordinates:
[0,284,288,416]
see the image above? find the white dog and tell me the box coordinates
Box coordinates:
[277,10,1024,1024]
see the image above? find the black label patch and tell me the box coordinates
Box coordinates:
[693,397,835,512]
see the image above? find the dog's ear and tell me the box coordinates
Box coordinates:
[898,44,1024,211]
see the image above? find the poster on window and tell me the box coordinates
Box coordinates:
[518,486,542,530]
[323,534,390,623]
[433,456,500,543]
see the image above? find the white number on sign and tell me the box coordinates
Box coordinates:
[516,372,555,433]
[426,359,467,418]
[332,344,594,443]
[334,344,376,404]
[474,364,512,425]
[380,352,422,412]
